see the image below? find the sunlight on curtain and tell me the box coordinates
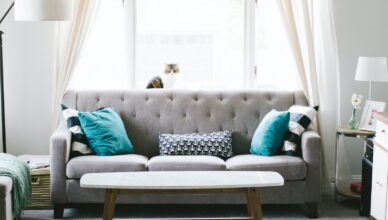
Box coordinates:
[313,0,342,192]
[52,0,100,129]
[278,0,342,191]
[68,0,128,90]
[255,0,301,90]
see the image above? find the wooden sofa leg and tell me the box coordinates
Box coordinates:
[53,204,64,219]
[306,202,318,218]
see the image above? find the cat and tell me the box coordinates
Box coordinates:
[146,76,164,89]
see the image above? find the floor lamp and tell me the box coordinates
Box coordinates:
[0,0,73,153]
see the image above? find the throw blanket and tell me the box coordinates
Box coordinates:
[0,153,31,216]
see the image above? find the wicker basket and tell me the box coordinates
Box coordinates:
[28,167,51,208]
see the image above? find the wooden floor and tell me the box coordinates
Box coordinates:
[21,195,367,220]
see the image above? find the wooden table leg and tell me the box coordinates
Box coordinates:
[245,188,253,217]
[103,189,117,220]
[248,188,262,220]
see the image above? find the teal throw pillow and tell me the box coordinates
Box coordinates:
[78,108,134,156]
[250,110,290,156]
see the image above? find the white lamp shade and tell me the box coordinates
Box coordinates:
[14,0,74,21]
[355,56,388,82]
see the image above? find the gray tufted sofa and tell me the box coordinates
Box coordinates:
[50,89,321,218]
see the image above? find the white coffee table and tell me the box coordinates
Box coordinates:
[80,171,284,220]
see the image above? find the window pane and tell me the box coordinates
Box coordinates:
[69,0,128,90]
[255,0,301,90]
[135,0,245,89]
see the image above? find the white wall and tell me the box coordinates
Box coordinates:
[0,0,55,155]
[333,0,388,176]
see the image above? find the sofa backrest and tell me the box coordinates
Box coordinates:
[62,90,307,157]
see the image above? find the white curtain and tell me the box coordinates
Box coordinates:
[52,0,101,129]
[278,0,342,191]
[279,0,320,107]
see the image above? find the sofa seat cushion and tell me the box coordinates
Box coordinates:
[226,154,306,181]
[148,156,226,171]
[66,154,148,179]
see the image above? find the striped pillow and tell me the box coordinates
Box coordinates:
[61,104,94,158]
[282,105,319,156]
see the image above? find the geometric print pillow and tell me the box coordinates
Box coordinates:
[61,104,94,158]
[281,105,319,156]
[159,131,233,159]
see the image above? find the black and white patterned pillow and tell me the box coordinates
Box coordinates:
[159,131,233,159]
[282,105,319,156]
[61,104,94,158]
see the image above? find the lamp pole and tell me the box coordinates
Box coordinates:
[0,31,6,153]
[0,2,15,153]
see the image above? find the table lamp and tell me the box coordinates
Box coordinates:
[0,0,73,153]
[355,56,388,100]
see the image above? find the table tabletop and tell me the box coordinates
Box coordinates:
[80,171,284,190]
[337,127,375,137]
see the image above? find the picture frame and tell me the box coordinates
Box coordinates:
[359,100,386,131]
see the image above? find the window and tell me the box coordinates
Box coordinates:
[135,0,245,89]
[254,0,301,90]
[70,0,301,91]
[68,0,128,90]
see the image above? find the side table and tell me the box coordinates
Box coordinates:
[335,127,374,201]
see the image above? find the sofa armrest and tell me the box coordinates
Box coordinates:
[0,176,12,197]
[0,176,12,220]
[301,129,322,202]
[50,119,71,204]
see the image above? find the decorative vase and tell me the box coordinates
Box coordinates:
[348,108,358,130]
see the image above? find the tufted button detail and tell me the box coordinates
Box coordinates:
[194,96,198,101]
[244,96,248,101]
[121,96,125,101]
[132,113,136,118]
[156,113,160,118]
[208,112,211,118]
[219,95,223,101]
[145,96,149,101]
[169,96,173,101]
[183,112,187,118]
[232,112,236,118]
